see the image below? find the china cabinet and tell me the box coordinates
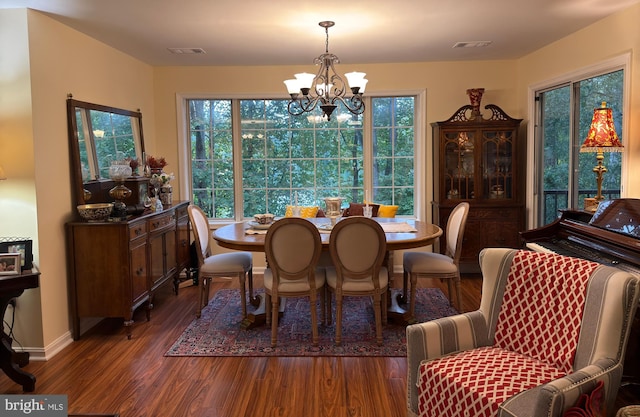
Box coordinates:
[432,103,524,272]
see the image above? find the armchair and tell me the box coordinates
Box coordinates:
[406,248,640,417]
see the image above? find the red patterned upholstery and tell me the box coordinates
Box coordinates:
[494,251,598,374]
[411,249,629,417]
[418,346,566,417]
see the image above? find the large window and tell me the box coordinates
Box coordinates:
[535,68,625,225]
[186,96,417,220]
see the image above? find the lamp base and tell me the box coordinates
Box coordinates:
[584,197,600,213]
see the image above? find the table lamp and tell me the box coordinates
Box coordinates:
[580,101,623,212]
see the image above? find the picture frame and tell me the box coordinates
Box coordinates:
[0,238,33,271]
[0,253,21,275]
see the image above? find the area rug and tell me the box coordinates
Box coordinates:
[165,288,458,357]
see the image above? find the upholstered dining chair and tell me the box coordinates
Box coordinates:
[264,217,325,347]
[402,201,469,313]
[406,248,640,417]
[187,204,253,318]
[326,216,388,346]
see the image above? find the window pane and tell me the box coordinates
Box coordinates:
[371,96,415,213]
[536,69,623,225]
[188,99,234,218]
[577,70,623,204]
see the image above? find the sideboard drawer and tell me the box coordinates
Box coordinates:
[148,212,175,232]
[129,221,147,241]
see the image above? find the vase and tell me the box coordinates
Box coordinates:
[466,88,485,118]
[159,185,172,205]
[150,167,163,175]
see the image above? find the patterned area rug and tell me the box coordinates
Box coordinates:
[165,288,458,357]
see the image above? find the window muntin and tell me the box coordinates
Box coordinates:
[187,96,417,220]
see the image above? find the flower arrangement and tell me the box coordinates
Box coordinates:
[150,172,174,188]
[146,155,168,170]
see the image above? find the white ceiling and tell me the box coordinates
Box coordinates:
[2,0,639,67]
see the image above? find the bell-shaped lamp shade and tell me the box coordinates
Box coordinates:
[284,79,300,95]
[580,101,623,152]
[345,72,367,92]
[579,101,623,209]
[0,165,6,180]
[294,72,316,90]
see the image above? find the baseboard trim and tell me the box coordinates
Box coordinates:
[14,330,74,361]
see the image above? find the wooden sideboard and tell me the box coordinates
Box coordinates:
[66,201,191,339]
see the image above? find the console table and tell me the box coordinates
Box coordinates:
[66,201,191,340]
[0,269,39,392]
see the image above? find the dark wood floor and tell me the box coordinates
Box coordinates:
[1,273,638,416]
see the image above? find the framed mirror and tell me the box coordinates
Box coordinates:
[67,96,146,207]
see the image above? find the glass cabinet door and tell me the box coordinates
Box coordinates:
[481,130,514,199]
[443,131,475,200]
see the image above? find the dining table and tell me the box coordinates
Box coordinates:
[213,217,443,328]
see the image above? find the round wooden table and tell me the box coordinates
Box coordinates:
[213,217,443,327]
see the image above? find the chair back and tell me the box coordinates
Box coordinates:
[444,202,469,261]
[329,217,387,288]
[187,204,211,268]
[265,217,322,285]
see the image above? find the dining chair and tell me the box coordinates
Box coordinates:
[264,217,325,347]
[402,201,469,313]
[187,204,253,318]
[326,216,388,346]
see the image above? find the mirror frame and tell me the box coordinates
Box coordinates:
[67,96,145,207]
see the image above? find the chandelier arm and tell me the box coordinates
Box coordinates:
[330,94,365,115]
[288,96,321,116]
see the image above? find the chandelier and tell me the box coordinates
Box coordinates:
[284,21,368,121]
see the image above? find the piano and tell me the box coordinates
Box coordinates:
[520,198,640,381]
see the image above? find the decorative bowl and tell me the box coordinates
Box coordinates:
[253,213,274,225]
[77,203,114,222]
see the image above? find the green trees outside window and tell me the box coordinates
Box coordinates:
[187,96,416,219]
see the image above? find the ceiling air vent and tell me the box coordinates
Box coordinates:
[453,41,492,48]
[168,48,207,54]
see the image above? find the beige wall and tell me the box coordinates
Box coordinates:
[154,61,519,211]
[0,8,155,357]
[1,3,638,356]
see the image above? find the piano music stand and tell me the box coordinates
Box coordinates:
[0,269,40,392]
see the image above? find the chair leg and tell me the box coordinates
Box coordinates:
[239,272,247,318]
[447,279,455,308]
[381,289,388,325]
[409,272,418,318]
[319,286,326,325]
[197,276,209,318]
[271,295,279,347]
[335,292,343,346]
[373,293,383,346]
[310,291,319,346]
[454,274,462,312]
[265,293,272,325]
[326,289,333,325]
